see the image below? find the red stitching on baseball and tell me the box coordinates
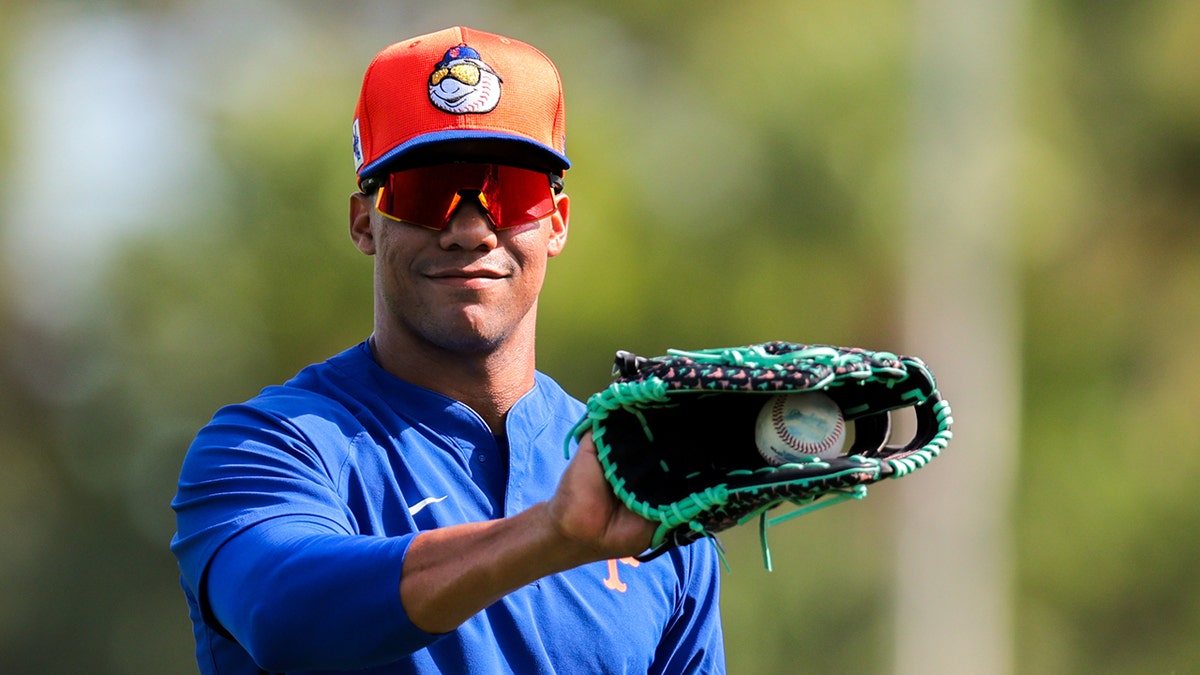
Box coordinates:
[771,395,843,455]
[461,75,498,113]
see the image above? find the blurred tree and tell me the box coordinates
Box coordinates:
[1014,0,1200,672]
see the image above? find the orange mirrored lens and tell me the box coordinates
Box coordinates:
[376,164,556,230]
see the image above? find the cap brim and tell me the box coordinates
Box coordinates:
[360,131,570,181]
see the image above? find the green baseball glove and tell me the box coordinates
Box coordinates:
[567,341,953,569]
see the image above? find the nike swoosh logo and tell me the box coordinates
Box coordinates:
[408,495,448,516]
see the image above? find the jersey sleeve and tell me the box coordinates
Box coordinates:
[170,397,442,671]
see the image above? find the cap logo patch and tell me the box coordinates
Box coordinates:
[351,118,364,171]
[428,44,502,114]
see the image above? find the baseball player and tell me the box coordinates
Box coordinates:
[171,26,725,674]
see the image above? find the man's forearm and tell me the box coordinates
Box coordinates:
[400,435,657,634]
[399,502,597,633]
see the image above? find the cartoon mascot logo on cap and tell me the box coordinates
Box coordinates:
[428,44,502,114]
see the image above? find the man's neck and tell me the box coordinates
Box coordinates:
[369,331,536,433]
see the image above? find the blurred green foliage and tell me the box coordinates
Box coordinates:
[1,1,1198,673]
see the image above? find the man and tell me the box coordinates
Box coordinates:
[171,26,725,674]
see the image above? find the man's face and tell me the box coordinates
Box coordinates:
[352,176,569,355]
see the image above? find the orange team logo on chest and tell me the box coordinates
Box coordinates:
[602,557,641,593]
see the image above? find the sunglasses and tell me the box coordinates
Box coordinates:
[374,164,562,231]
[430,62,486,87]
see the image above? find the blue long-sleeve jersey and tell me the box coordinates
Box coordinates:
[171,341,725,673]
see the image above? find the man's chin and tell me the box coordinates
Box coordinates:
[420,321,510,355]
[430,333,506,355]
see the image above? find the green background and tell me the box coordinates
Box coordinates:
[1,1,1197,672]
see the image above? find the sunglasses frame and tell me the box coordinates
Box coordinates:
[370,164,564,231]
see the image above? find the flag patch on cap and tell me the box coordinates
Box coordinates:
[427,44,502,114]
[352,118,365,171]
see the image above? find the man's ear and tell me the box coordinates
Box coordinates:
[547,192,569,258]
[349,192,377,255]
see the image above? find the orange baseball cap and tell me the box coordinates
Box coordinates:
[352,26,570,189]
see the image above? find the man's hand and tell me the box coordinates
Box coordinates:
[545,431,656,561]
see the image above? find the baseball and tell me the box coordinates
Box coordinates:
[755,392,846,464]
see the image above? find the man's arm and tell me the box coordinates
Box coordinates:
[399,432,655,633]
[195,430,654,670]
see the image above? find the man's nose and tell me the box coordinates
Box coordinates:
[438,193,498,251]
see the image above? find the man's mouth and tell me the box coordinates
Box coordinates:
[425,266,508,288]
[428,266,505,279]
